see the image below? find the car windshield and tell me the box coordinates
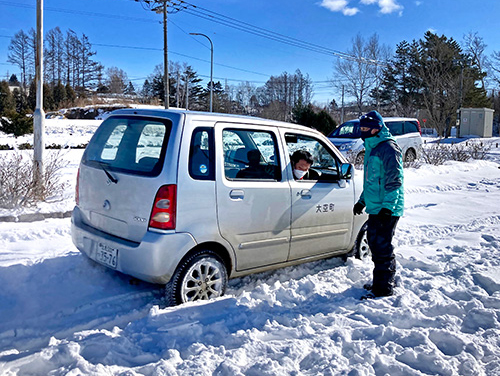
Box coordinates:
[328,120,360,138]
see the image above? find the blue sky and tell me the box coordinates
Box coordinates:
[1,0,499,105]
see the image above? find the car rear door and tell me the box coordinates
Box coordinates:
[215,122,291,271]
[78,114,177,243]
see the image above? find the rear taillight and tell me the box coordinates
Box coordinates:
[417,120,422,135]
[149,185,177,230]
[75,167,80,205]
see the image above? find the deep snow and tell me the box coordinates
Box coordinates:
[0,117,500,375]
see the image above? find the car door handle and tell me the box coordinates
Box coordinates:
[299,189,311,199]
[229,189,245,200]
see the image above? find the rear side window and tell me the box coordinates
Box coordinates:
[222,129,281,181]
[404,121,419,134]
[387,121,404,136]
[189,127,214,180]
[83,116,171,177]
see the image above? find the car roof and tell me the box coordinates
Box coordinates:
[109,108,320,134]
[339,116,418,125]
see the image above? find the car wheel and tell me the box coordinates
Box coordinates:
[354,222,370,260]
[165,249,228,306]
[405,149,417,162]
[355,151,365,165]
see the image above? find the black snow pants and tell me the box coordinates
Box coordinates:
[366,214,400,296]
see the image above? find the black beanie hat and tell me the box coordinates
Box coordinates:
[360,110,384,131]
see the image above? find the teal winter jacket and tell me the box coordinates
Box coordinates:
[357,125,404,217]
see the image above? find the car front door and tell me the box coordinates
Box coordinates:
[284,132,354,260]
[215,123,291,271]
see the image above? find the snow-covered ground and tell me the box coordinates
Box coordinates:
[1,119,500,375]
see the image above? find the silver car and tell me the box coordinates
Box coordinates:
[328,117,423,164]
[71,109,368,305]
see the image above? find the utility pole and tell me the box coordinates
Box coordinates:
[135,0,169,108]
[34,0,45,189]
[341,85,345,124]
[176,70,180,108]
[163,1,169,109]
[185,77,189,110]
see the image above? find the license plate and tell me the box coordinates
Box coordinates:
[96,243,118,268]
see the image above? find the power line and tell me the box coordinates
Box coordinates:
[1,0,388,67]
[176,0,388,67]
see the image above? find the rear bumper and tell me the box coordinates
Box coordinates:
[71,206,196,284]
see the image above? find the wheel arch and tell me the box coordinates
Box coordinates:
[181,241,234,277]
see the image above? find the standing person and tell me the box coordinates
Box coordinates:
[290,150,320,180]
[353,110,404,298]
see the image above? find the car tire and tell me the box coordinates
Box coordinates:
[354,222,371,260]
[405,148,417,162]
[165,249,228,306]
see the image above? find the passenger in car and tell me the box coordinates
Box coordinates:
[236,149,271,179]
[291,150,320,180]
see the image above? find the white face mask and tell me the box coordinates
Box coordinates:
[294,169,307,180]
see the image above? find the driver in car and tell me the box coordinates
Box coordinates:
[291,150,320,180]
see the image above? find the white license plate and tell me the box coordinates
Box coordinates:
[96,243,118,268]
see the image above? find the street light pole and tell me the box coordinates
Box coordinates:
[34,0,45,188]
[190,33,213,112]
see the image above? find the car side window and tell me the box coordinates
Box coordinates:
[285,133,341,181]
[404,121,419,134]
[387,121,404,136]
[189,127,214,180]
[222,129,281,181]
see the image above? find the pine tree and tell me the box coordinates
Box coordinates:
[0,81,15,115]
[53,81,67,109]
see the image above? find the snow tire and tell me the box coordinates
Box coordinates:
[165,249,228,306]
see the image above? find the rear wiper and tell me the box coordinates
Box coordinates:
[97,162,118,184]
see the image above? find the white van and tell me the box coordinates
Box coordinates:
[71,109,369,305]
[328,117,423,164]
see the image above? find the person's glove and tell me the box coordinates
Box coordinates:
[377,208,392,225]
[353,202,365,215]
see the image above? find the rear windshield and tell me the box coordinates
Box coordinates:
[328,120,360,138]
[82,115,171,177]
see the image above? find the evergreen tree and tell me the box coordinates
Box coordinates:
[377,40,421,117]
[53,81,67,109]
[12,88,29,113]
[124,81,136,95]
[414,32,489,136]
[141,79,153,101]
[0,81,15,115]
[65,83,76,105]
[292,103,337,135]
[9,74,20,86]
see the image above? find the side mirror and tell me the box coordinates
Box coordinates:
[340,163,353,180]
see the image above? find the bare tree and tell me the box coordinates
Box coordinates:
[462,32,488,89]
[106,67,128,94]
[7,30,33,89]
[45,27,65,86]
[490,51,500,89]
[333,33,389,115]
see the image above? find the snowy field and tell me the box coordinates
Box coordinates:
[1,118,500,375]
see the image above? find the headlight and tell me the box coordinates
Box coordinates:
[339,142,354,151]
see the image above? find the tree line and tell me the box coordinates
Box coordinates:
[3,27,500,138]
[333,31,499,136]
